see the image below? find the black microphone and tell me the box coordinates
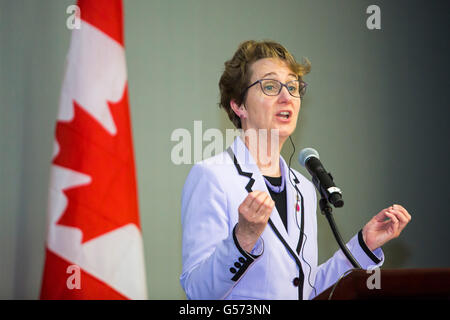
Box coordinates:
[298,148,344,208]
[298,148,362,269]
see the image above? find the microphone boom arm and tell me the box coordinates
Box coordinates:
[300,148,361,269]
[318,195,362,269]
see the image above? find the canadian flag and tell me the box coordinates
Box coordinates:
[40,0,147,299]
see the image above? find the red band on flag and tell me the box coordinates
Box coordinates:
[77,0,124,46]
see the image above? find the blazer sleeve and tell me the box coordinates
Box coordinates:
[309,231,384,299]
[180,163,263,300]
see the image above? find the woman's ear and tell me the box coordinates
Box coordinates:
[230,99,247,119]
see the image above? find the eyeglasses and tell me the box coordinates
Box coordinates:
[243,79,307,99]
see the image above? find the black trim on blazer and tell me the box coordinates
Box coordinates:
[358,229,382,264]
[230,225,258,281]
[267,219,305,300]
[227,147,305,299]
[289,171,304,256]
[226,147,255,193]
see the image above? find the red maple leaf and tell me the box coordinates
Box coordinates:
[53,85,140,243]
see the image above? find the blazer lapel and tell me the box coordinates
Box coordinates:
[228,137,306,299]
[229,137,300,258]
[281,157,303,255]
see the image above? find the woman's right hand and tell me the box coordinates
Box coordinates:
[235,191,274,252]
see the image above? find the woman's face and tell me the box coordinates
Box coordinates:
[239,58,301,141]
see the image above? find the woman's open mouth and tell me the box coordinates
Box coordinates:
[275,110,292,121]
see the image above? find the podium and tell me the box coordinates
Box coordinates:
[313,268,450,300]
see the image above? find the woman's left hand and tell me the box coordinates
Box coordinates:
[362,204,411,251]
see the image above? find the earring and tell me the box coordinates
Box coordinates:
[237,103,246,119]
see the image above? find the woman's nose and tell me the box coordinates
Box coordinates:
[277,85,293,103]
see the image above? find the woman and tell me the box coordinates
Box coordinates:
[180,40,411,300]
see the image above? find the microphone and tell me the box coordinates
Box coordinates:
[298,148,344,208]
[298,148,362,269]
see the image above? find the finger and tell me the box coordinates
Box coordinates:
[391,204,408,217]
[389,209,408,237]
[374,208,390,222]
[241,191,262,209]
[390,208,406,221]
[256,196,275,218]
[259,193,274,217]
[390,207,410,228]
[386,209,398,223]
[385,211,399,226]
[393,204,412,221]
[249,192,271,216]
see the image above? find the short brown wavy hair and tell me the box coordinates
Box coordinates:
[218,40,311,129]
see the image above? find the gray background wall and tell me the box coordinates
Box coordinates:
[1,0,449,299]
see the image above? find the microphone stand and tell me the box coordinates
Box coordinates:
[319,196,362,269]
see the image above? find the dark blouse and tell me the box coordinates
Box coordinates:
[263,175,288,231]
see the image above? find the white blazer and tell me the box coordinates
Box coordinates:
[180,137,383,300]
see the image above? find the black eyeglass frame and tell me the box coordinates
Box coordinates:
[242,78,308,99]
